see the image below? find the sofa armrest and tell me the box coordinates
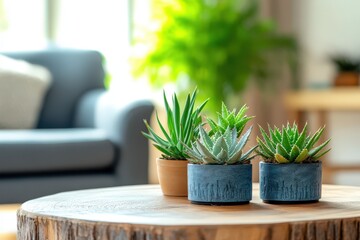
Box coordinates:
[75,91,154,185]
[73,89,106,128]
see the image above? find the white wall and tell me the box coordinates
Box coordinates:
[295,0,360,185]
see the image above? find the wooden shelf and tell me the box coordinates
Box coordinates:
[285,87,360,111]
[285,87,360,184]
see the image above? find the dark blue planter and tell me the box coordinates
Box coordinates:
[259,161,322,203]
[188,164,252,205]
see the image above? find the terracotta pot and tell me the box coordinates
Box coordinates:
[334,72,359,86]
[156,158,188,196]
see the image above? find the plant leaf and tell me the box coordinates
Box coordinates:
[305,126,325,150]
[216,149,228,164]
[207,118,218,136]
[240,145,258,161]
[199,127,213,150]
[196,141,218,164]
[275,153,290,163]
[281,129,292,152]
[155,112,172,143]
[143,121,171,147]
[309,139,331,157]
[163,91,177,142]
[173,94,181,140]
[313,148,331,160]
[276,143,290,159]
[257,137,273,159]
[259,125,276,152]
[221,102,229,118]
[289,145,300,162]
[227,150,242,164]
[295,123,308,149]
[213,137,227,156]
[233,126,252,154]
[294,148,309,163]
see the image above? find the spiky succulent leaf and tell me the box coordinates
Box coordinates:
[313,148,331,160]
[199,127,213,150]
[213,137,228,156]
[142,89,207,160]
[276,144,290,160]
[228,150,243,164]
[294,148,309,163]
[269,125,281,143]
[240,145,258,161]
[295,123,308,149]
[216,149,228,164]
[275,153,290,163]
[281,130,292,153]
[290,145,300,161]
[259,126,276,152]
[225,127,238,153]
[308,139,331,157]
[257,123,331,163]
[185,127,256,165]
[231,126,251,152]
[208,102,253,137]
[257,137,273,159]
[274,128,282,141]
[305,126,325,150]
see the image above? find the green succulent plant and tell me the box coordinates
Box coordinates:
[257,123,331,164]
[207,103,253,137]
[184,127,257,165]
[331,56,360,72]
[143,89,208,160]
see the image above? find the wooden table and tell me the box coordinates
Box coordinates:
[18,184,360,240]
[0,204,19,240]
[285,88,360,182]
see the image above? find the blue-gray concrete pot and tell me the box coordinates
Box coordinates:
[259,161,322,203]
[188,164,252,205]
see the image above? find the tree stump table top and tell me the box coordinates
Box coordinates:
[18,184,360,240]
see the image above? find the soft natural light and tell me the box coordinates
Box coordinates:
[56,0,132,90]
[0,0,47,50]
[0,0,155,99]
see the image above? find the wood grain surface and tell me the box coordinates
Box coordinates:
[18,184,360,240]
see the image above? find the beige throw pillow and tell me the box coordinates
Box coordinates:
[0,55,52,129]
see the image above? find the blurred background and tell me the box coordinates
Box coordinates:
[1,0,360,186]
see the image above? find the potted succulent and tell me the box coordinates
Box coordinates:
[143,90,207,197]
[257,123,331,203]
[331,56,360,87]
[184,104,257,205]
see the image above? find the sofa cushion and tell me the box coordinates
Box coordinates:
[0,54,52,129]
[0,129,115,174]
[4,49,105,128]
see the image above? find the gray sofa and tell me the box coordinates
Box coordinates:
[0,49,154,203]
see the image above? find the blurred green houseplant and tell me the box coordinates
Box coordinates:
[133,0,297,112]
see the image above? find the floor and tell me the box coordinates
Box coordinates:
[0,204,19,240]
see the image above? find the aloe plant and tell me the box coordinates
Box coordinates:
[207,103,253,137]
[143,90,208,160]
[257,123,331,164]
[184,127,257,165]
